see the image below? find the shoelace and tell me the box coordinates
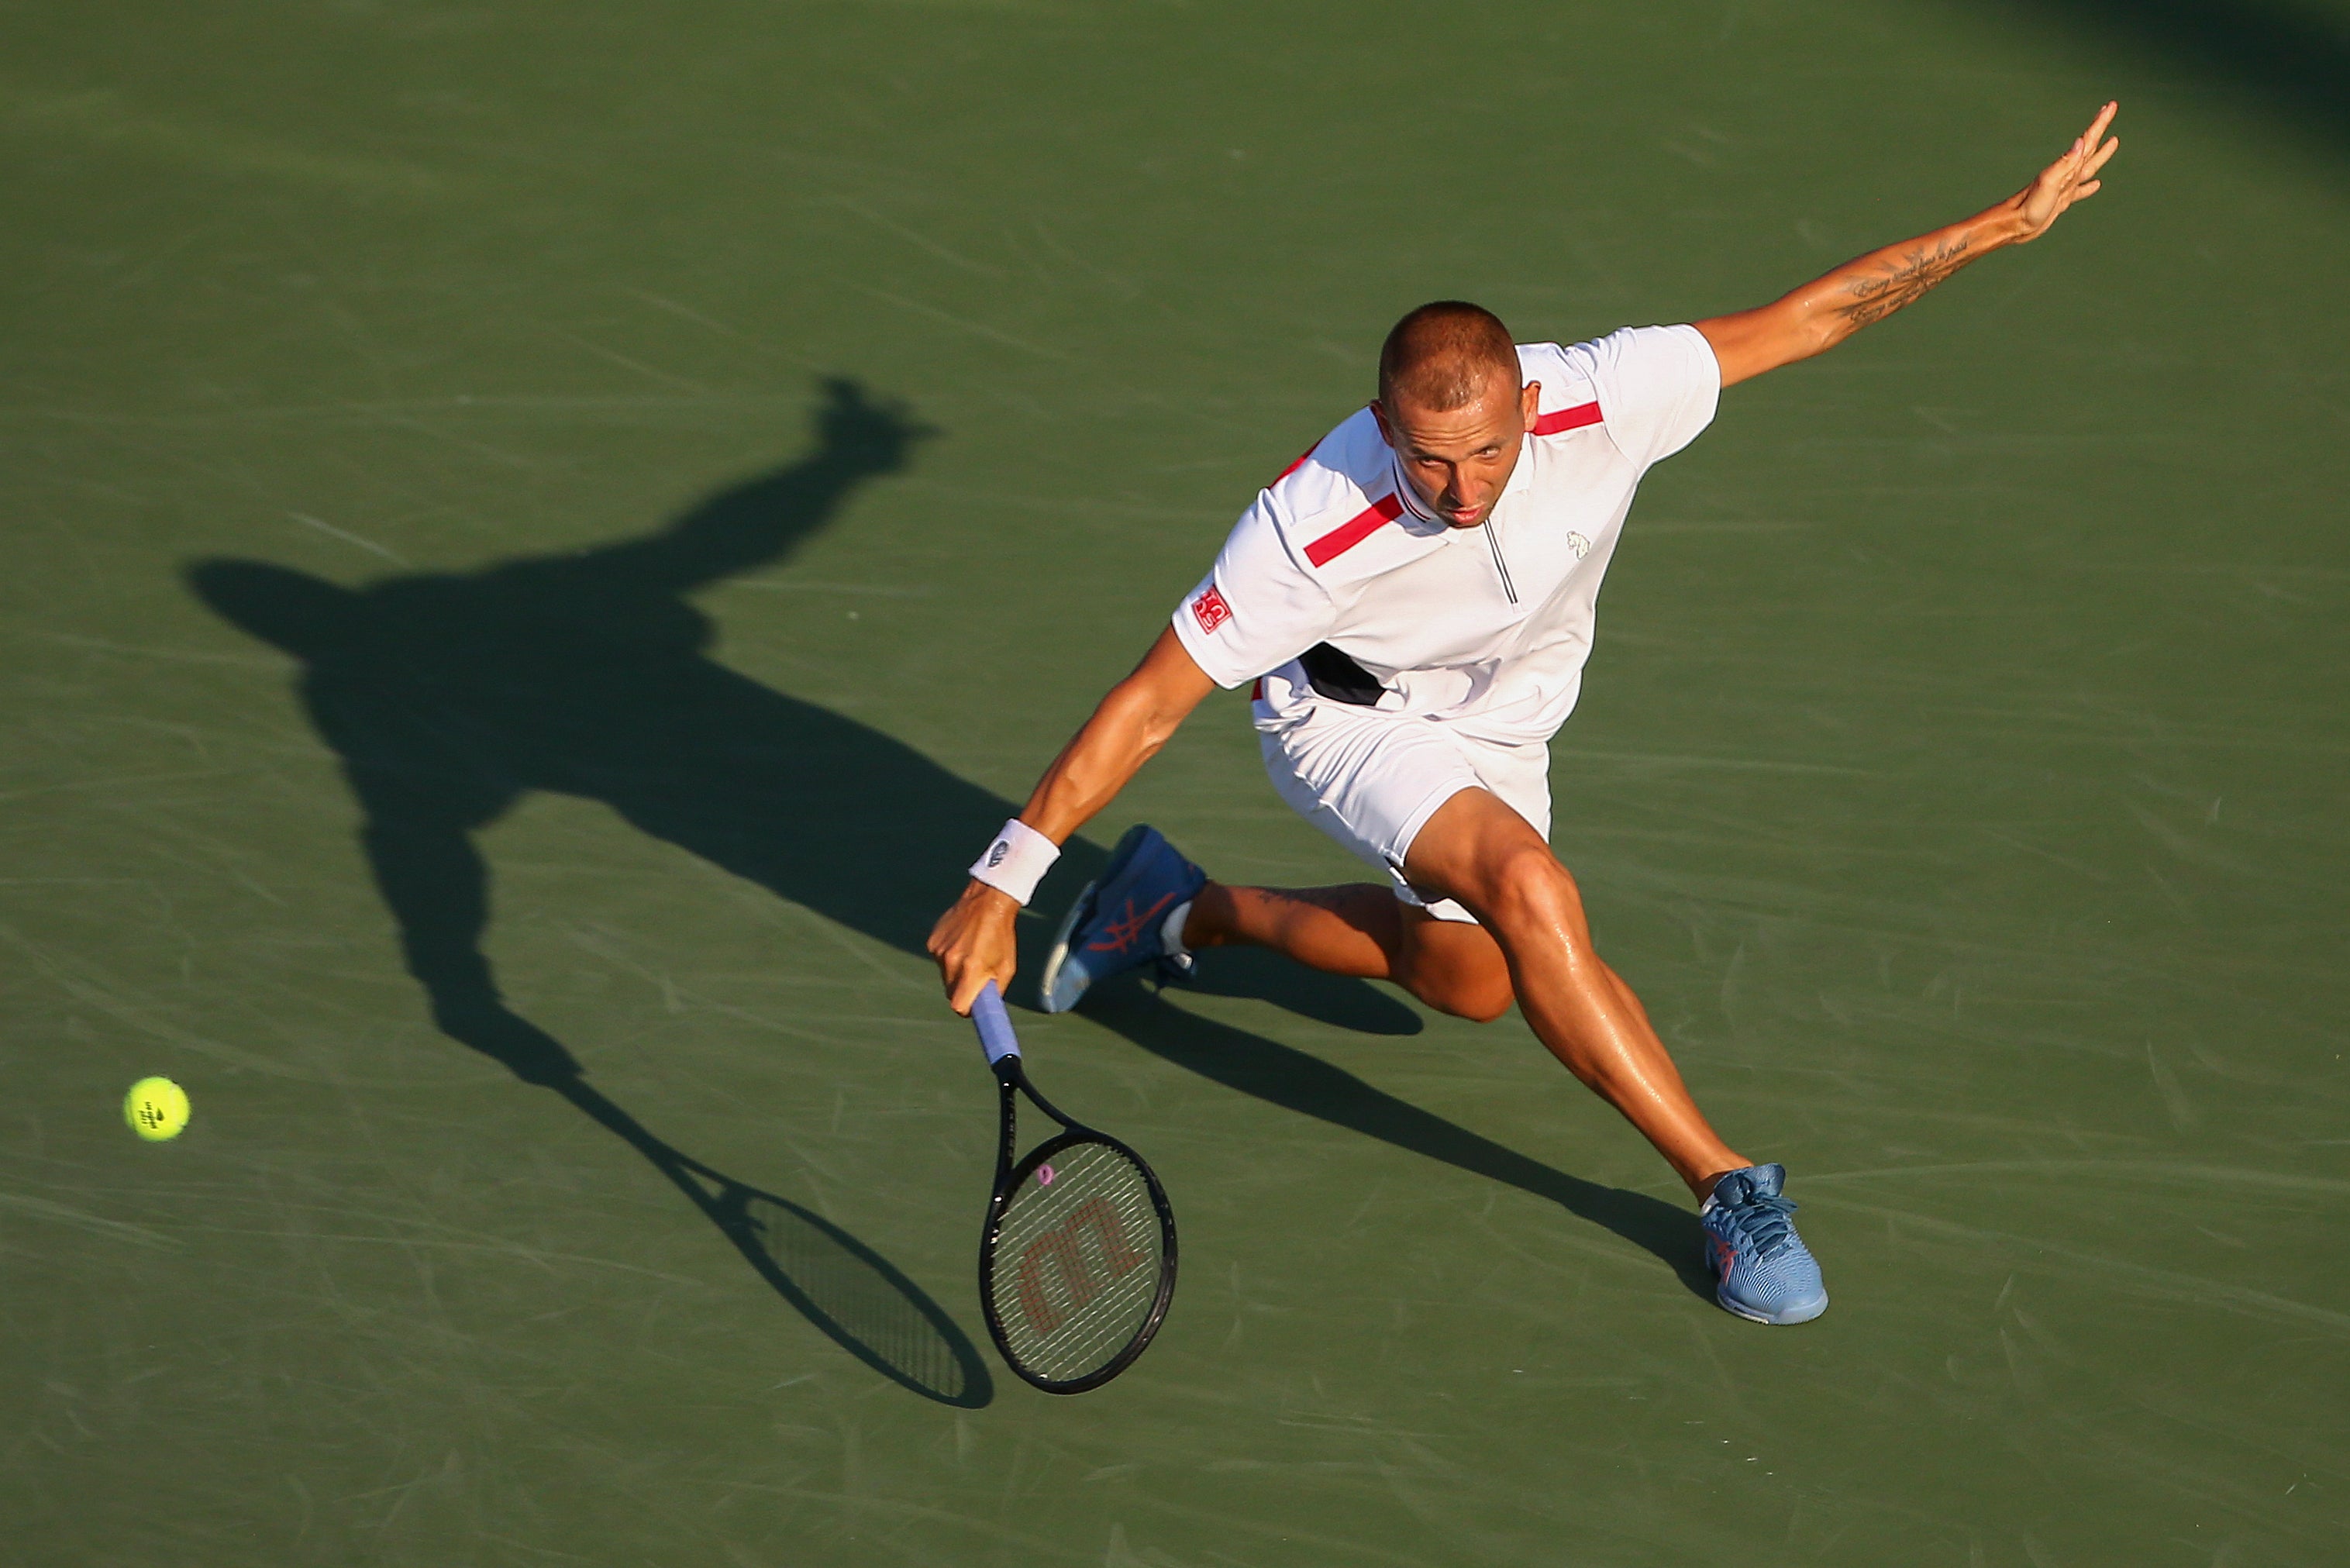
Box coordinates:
[1721,1192,1800,1260]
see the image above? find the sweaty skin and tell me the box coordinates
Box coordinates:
[927,105,2119,1198]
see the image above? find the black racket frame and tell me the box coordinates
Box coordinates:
[978,1051,1178,1394]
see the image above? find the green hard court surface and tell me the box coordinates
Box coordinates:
[5,2,2348,1563]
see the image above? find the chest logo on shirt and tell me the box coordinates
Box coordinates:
[1191,584,1233,634]
[1567,532,1591,560]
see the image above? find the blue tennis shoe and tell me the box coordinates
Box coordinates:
[1701,1163,1828,1325]
[1039,825,1207,1014]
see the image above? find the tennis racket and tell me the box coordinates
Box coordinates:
[968,980,1176,1394]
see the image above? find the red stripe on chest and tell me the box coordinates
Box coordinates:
[1532,401,1602,436]
[1304,492,1406,567]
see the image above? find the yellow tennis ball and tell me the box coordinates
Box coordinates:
[124,1077,189,1142]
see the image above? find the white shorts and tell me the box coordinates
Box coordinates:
[1252,684,1552,925]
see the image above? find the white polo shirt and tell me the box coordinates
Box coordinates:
[1171,325,1720,749]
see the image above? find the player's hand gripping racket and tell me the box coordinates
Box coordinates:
[967,981,1176,1393]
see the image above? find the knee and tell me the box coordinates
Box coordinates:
[1478,845,1587,943]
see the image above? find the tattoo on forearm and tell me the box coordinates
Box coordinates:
[1834,235,1973,329]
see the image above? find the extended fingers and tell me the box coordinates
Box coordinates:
[2052,102,2118,184]
[2070,104,2120,184]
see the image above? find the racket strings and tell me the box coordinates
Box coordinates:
[998,1198,1156,1374]
[989,1140,1164,1382]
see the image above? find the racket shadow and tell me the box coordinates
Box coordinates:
[718,1188,992,1408]
[433,1003,995,1408]
[555,1079,992,1408]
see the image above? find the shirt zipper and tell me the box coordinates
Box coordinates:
[1482,520,1518,605]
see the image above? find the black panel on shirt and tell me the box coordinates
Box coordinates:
[1298,642,1385,706]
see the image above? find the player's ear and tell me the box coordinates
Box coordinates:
[1519,379,1542,432]
[1369,399,1395,449]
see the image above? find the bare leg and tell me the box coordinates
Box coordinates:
[1182,881,1516,1022]
[1182,883,1395,974]
[1401,788,1749,1198]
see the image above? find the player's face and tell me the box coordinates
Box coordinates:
[1372,376,1541,529]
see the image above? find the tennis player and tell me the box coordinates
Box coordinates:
[931,105,2119,1325]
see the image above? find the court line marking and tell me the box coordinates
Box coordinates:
[0,1192,182,1250]
[1,925,313,1079]
[288,511,408,566]
[825,196,1005,278]
[187,1225,706,1287]
[1561,747,1875,777]
[1822,1196,2350,1336]
[1809,1159,2350,1198]
[22,630,281,669]
[852,284,1067,361]
[728,579,937,598]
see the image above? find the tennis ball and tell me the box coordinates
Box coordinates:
[124,1077,189,1142]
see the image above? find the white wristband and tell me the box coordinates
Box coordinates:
[968,818,1061,907]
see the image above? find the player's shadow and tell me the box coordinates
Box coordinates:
[188,377,1711,1378]
[2012,0,2350,157]
[1089,988,1709,1293]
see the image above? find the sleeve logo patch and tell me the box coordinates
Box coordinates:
[1191,585,1232,634]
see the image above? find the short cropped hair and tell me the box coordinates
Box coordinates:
[1377,302,1519,412]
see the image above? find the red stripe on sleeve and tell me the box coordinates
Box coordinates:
[1303,493,1405,567]
[1273,442,1318,484]
[1273,408,1366,484]
[1532,401,1602,436]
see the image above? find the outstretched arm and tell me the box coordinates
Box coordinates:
[1696,103,2119,388]
[927,627,1215,1013]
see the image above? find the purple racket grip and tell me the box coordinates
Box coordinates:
[970,980,1021,1065]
